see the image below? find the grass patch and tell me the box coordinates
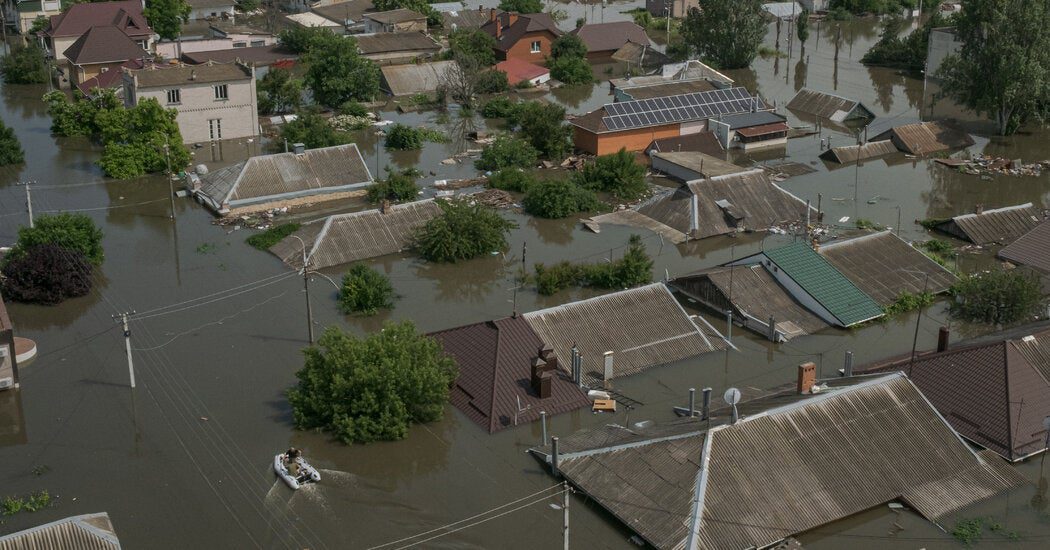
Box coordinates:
[952,517,1020,546]
[884,291,934,316]
[854,218,885,230]
[1,490,52,516]
[246,223,301,251]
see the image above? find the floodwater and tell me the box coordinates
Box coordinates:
[0,10,1049,549]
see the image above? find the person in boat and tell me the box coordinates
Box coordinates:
[285,447,302,477]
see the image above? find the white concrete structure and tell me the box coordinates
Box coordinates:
[186,0,235,21]
[926,27,963,81]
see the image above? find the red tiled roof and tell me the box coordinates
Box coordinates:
[735,122,790,137]
[482,12,562,52]
[44,0,151,39]
[430,316,590,434]
[570,21,650,53]
[76,58,144,96]
[63,26,148,65]
[495,58,548,85]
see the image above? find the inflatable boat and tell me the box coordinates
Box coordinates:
[273,453,320,490]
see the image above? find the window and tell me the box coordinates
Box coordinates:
[166,89,181,104]
[214,84,228,100]
[209,119,222,140]
[530,40,541,53]
[233,41,247,48]
[250,39,265,47]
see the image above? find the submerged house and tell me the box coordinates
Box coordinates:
[188,143,373,215]
[528,371,1025,550]
[379,60,455,97]
[931,203,1042,245]
[819,139,899,164]
[0,512,122,548]
[569,22,651,61]
[871,120,974,155]
[356,32,442,65]
[786,88,875,126]
[708,111,789,151]
[998,219,1050,273]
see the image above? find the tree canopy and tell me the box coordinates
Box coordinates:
[573,149,648,201]
[277,110,352,150]
[0,44,48,84]
[1,244,94,305]
[0,120,24,166]
[366,169,420,203]
[338,264,395,315]
[287,322,457,444]
[448,29,497,67]
[937,0,1050,135]
[548,34,593,85]
[414,199,517,262]
[303,33,380,107]
[681,0,766,69]
[951,270,1044,325]
[143,0,191,41]
[517,101,572,160]
[522,177,602,219]
[9,213,104,265]
[475,135,539,171]
[257,68,302,115]
[498,0,543,14]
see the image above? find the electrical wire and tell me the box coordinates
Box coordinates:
[132,271,296,318]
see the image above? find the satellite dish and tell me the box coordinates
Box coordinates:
[723,387,741,405]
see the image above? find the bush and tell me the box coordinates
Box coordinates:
[475,69,509,94]
[9,213,104,265]
[286,321,457,444]
[549,55,594,85]
[475,135,539,171]
[488,169,535,192]
[278,111,352,150]
[951,270,1044,325]
[0,44,48,84]
[481,96,521,120]
[414,198,518,262]
[884,291,934,316]
[573,149,648,201]
[861,14,946,72]
[517,101,572,160]
[338,264,395,315]
[533,235,652,295]
[278,26,330,54]
[0,120,24,166]
[366,169,420,203]
[522,178,602,218]
[384,124,448,150]
[498,0,543,13]
[1,244,93,305]
[447,29,497,66]
[550,34,588,60]
[246,223,301,250]
[338,100,369,117]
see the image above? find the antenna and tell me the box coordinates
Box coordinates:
[723,387,741,424]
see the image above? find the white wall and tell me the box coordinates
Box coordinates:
[155,35,276,59]
[188,5,235,21]
[134,75,259,144]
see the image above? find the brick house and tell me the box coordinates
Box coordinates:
[569,22,651,61]
[481,10,562,63]
[63,26,149,93]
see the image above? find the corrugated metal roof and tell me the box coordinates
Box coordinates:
[380,60,455,96]
[998,218,1050,272]
[356,32,440,55]
[429,316,591,433]
[871,121,974,155]
[196,144,372,210]
[286,11,342,27]
[819,139,899,164]
[522,283,727,383]
[618,79,716,101]
[0,512,121,549]
[363,8,425,24]
[762,1,803,19]
[786,88,873,121]
[651,152,747,179]
[817,230,958,306]
[764,242,884,326]
[270,199,442,269]
[722,110,786,130]
[935,203,1040,245]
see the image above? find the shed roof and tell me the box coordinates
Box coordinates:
[721,110,786,130]
[530,374,1024,550]
[934,203,1041,245]
[363,8,425,24]
[651,152,747,179]
[380,60,455,96]
[43,0,151,38]
[196,144,372,211]
[817,230,958,306]
[311,0,372,24]
[429,316,591,433]
[0,512,121,550]
[763,242,884,326]
[183,45,297,66]
[786,88,873,122]
[871,121,974,155]
[522,283,728,382]
[494,58,548,85]
[442,7,498,29]
[819,139,899,164]
[286,12,342,28]
[482,12,562,51]
[270,199,441,269]
[356,32,441,54]
[63,25,147,65]
[998,219,1050,272]
[648,131,725,157]
[864,327,1050,461]
[617,79,717,101]
[130,62,252,88]
[569,21,651,53]
[610,41,668,67]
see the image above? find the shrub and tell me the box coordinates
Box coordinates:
[0,120,24,166]
[257,68,302,115]
[475,135,539,171]
[0,44,48,84]
[9,213,104,265]
[246,223,301,250]
[522,178,602,218]
[475,69,509,93]
[573,149,648,201]
[414,198,518,262]
[286,322,457,444]
[338,263,395,315]
[549,55,594,85]
[533,235,652,295]
[384,124,448,150]
[884,291,934,316]
[2,244,93,305]
[278,111,352,150]
[550,34,588,60]
[338,100,369,117]
[951,270,1044,325]
[481,96,521,120]
[488,169,535,192]
[447,29,497,66]
[366,170,420,203]
[517,101,572,160]
[498,0,543,13]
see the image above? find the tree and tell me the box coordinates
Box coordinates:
[488,169,534,191]
[9,213,105,265]
[862,14,945,72]
[143,0,191,41]
[257,68,302,115]
[522,178,602,218]
[681,0,766,69]
[338,264,395,315]
[448,29,497,66]
[517,101,572,160]
[278,110,352,150]
[278,26,330,54]
[366,169,420,203]
[548,34,593,85]
[414,198,517,262]
[0,44,48,84]
[0,120,24,166]
[475,69,509,94]
[796,8,810,52]
[550,34,588,60]
[286,322,457,444]
[475,135,539,171]
[1,244,94,305]
[533,235,652,295]
[573,149,648,201]
[235,0,259,11]
[384,124,424,150]
[951,270,1044,325]
[937,0,1050,135]
[499,0,543,13]
[304,33,380,107]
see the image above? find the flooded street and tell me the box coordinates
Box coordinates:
[1,9,1049,549]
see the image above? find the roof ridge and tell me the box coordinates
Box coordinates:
[953,202,1034,220]
[522,282,663,318]
[487,320,505,434]
[1003,342,1016,458]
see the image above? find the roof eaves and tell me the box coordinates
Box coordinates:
[1003,342,1015,460]
[219,160,249,205]
[686,430,715,550]
[952,202,1034,221]
[487,320,503,434]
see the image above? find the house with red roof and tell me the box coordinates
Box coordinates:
[480,9,561,63]
[495,58,550,87]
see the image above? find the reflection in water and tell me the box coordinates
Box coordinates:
[794,56,808,92]
[413,254,510,305]
[526,215,577,246]
[549,82,597,110]
[0,390,27,447]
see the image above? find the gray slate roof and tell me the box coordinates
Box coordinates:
[786,88,873,122]
[998,219,1050,272]
[0,512,121,550]
[934,203,1042,245]
[819,139,899,164]
[721,110,786,130]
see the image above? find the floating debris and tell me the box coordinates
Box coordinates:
[470,188,514,209]
[938,154,1048,177]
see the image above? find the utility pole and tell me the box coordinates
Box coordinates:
[908,272,931,376]
[290,236,314,344]
[113,311,137,388]
[562,482,570,550]
[17,181,33,228]
[164,136,175,220]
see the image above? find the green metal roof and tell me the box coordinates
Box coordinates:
[764,242,883,327]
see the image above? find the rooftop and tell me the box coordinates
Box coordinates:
[934,203,1042,245]
[77,59,143,96]
[183,45,297,66]
[0,512,121,549]
[495,58,549,85]
[442,7,499,29]
[380,60,456,96]
[481,12,562,52]
[572,88,766,134]
[130,62,252,88]
[286,12,342,28]
[311,0,372,24]
[819,139,899,164]
[63,25,147,65]
[569,21,651,53]
[871,121,975,155]
[786,88,874,122]
[363,8,425,24]
[43,0,151,38]
[185,0,233,8]
[721,110,786,130]
[651,151,747,179]
[356,32,441,55]
[616,79,717,101]
[998,219,1050,272]
[648,131,725,157]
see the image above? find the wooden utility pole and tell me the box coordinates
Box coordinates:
[562,482,570,550]
[164,136,175,220]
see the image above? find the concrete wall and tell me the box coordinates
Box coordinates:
[651,155,701,182]
[926,28,962,81]
[68,60,126,88]
[12,0,62,34]
[188,5,235,21]
[134,75,259,144]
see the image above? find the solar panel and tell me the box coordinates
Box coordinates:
[600,88,758,131]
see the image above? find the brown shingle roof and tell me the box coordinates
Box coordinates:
[77,59,143,95]
[430,316,591,433]
[570,22,650,53]
[356,31,441,54]
[63,26,147,65]
[998,219,1050,272]
[934,203,1042,245]
[482,12,562,52]
[183,45,298,66]
[871,121,975,155]
[44,0,151,38]
[130,62,252,88]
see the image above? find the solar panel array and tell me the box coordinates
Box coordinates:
[602,88,760,131]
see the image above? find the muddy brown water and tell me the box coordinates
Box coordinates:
[0,10,1048,549]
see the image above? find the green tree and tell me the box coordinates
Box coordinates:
[937,0,1049,135]
[533,235,652,295]
[0,44,48,84]
[235,0,259,11]
[681,0,766,69]
[286,322,457,444]
[366,169,420,202]
[143,0,191,41]
[1,244,94,305]
[951,270,1044,325]
[246,223,301,250]
[338,264,395,315]
[384,124,424,150]
[796,9,810,52]
[522,178,602,218]
[28,16,49,35]
[9,213,105,265]
[304,33,380,107]
[517,101,572,160]
[475,135,539,171]
[278,26,330,54]
[257,68,302,115]
[448,29,497,66]
[548,34,593,85]
[550,34,588,60]
[487,169,534,192]
[573,149,647,201]
[278,110,352,150]
[414,198,517,262]
[480,96,522,120]
[0,120,24,166]
[475,69,509,93]
[498,0,543,13]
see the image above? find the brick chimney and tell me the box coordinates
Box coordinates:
[797,362,816,394]
[531,356,551,398]
[489,7,497,22]
[495,14,502,38]
[507,13,518,26]
[937,326,950,353]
